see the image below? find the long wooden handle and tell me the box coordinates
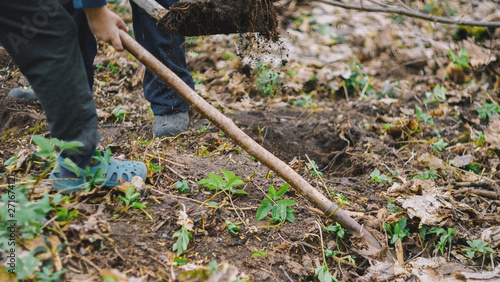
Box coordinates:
[129,0,166,20]
[119,30,383,256]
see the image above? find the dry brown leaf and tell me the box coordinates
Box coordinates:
[100,269,129,282]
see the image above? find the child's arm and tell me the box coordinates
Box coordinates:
[73,0,128,51]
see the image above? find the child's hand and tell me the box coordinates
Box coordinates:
[84,7,128,51]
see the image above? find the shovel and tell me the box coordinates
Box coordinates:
[118,29,386,258]
[130,0,278,37]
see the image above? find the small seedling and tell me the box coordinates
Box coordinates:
[256,183,296,224]
[293,94,318,109]
[384,216,410,244]
[175,180,190,194]
[308,160,323,177]
[431,138,448,152]
[118,187,152,220]
[172,225,192,256]
[424,84,447,105]
[255,65,281,96]
[251,251,268,258]
[225,220,243,236]
[448,47,470,69]
[197,169,247,195]
[415,105,435,126]
[412,169,438,180]
[112,105,127,121]
[428,227,456,255]
[315,265,338,282]
[477,101,500,121]
[370,169,392,183]
[462,240,496,262]
[387,200,399,213]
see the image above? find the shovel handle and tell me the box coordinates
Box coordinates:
[129,0,166,20]
[118,29,384,257]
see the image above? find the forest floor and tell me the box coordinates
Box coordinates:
[1,0,500,281]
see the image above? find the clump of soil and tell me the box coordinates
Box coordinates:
[160,0,278,39]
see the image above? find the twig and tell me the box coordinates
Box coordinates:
[318,0,500,28]
[280,265,295,282]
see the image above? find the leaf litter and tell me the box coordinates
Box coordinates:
[1,0,500,280]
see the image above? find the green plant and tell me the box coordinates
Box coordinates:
[471,131,485,147]
[412,169,438,180]
[424,84,447,105]
[225,220,243,236]
[324,222,346,239]
[254,65,281,96]
[315,265,338,282]
[415,105,435,126]
[112,105,127,120]
[308,160,323,177]
[175,180,190,194]
[251,251,268,258]
[370,169,392,183]
[477,101,500,121]
[199,122,211,133]
[384,217,410,244]
[448,47,470,69]
[117,187,152,220]
[387,200,399,213]
[341,61,377,99]
[256,183,296,224]
[172,225,192,256]
[462,240,496,261]
[427,227,456,255]
[431,138,448,152]
[197,169,247,195]
[35,263,67,282]
[293,94,317,109]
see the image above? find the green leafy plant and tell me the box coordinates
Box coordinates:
[384,217,410,244]
[197,169,247,195]
[112,105,127,120]
[315,265,338,282]
[477,101,500,121]
[448,47,470,69]
[172,225,192,256]
[462,240,496,262]
[387,200,399,213]
[256,183,296,224]
[308,160,323,177]
[323,222,346,239]
[293,93,317,109]
[415,105,435,126]
[175,180,190,194]
[225,220,243,236]
[254,65,281,96]
[118,187,152,220]
[35,263,67,282]
[370,169,392,183]
[251,251,268,258]
[412,169,438,180]
[431,138,448,152]
[424,84,447,105]
[428,227,456,255]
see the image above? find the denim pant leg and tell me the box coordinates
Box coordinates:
[130,0,194,116]
[61,2,97,89]
[0,0,100,158]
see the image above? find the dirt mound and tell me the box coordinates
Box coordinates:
[160,0,278,39]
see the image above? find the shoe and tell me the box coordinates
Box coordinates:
[153,111,189,137]
[50,154,147,193]
[8,88,39,101]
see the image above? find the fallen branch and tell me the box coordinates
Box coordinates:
[318,0,500,28]
[119,30,384,258]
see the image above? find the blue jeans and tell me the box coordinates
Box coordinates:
[71,0,194,115]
